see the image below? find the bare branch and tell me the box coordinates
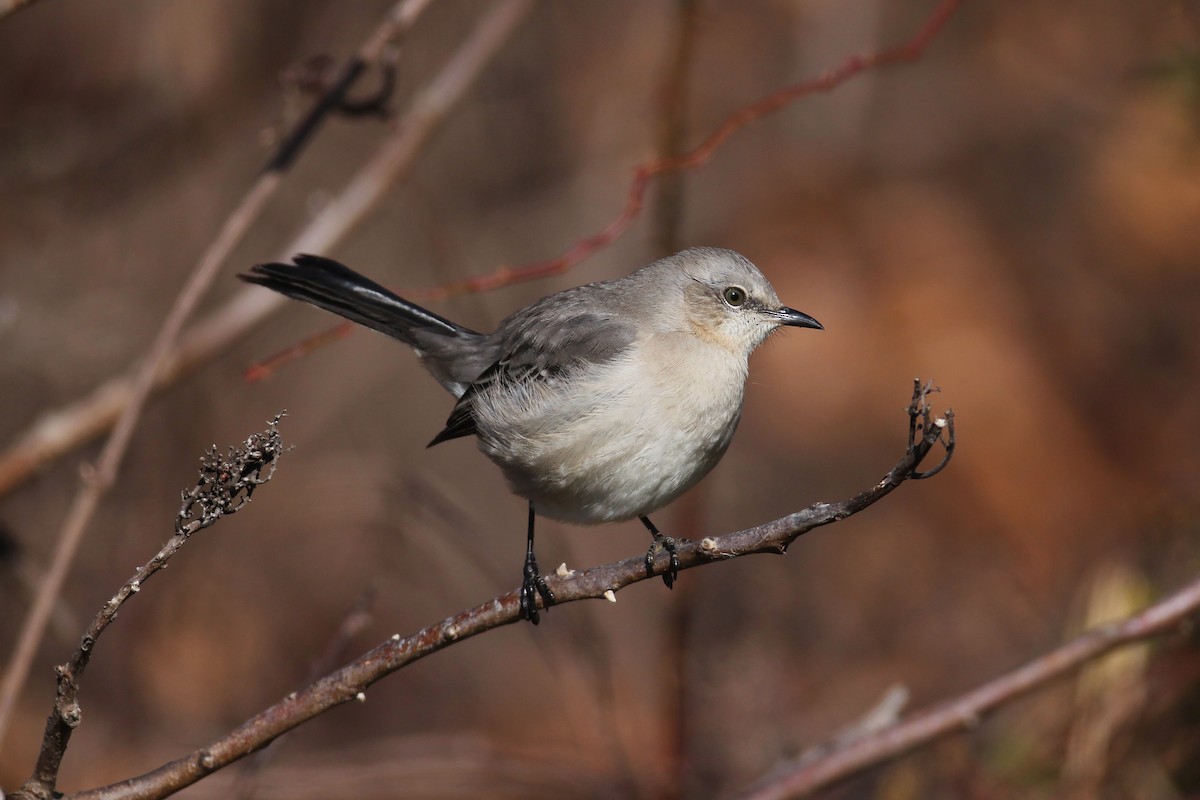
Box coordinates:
[59,383,953,800]
[12,417,286,800]
[734,569,1200,800]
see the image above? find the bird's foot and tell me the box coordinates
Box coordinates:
[644,533,681,589]
[519,553,555,624]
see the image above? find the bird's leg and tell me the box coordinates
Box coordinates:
[641,515,679,589]
[520,503,555,624]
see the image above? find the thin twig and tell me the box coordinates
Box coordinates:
[0,0,960,484]
[734,574,1200,800]
[0,0,438,743]
[12,417,286,800]
[61,383,953,800]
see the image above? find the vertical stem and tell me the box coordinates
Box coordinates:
[652,0,701,257]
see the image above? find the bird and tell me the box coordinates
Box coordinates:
[241,247,822,623]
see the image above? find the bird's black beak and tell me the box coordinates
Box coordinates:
[774,307,823,330]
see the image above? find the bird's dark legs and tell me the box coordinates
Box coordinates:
[520,503,555,624]
[641,515,679,588]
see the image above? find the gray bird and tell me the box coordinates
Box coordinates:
[242,247,822,622]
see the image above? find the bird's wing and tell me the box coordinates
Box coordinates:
[427,290,636,446]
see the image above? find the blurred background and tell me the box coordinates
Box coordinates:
[2,1,1199,797]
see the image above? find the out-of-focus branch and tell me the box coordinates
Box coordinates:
[11,417,286,800]
[62,383,954,800]
[652,0,700,257]
[0,0,439,744]
[0,0,958,482]
[734,565,1200,798]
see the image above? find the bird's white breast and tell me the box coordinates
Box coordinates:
[474,335,748,524]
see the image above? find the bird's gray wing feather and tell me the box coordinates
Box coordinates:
[428,289,636,446]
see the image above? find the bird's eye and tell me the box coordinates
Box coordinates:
[722,286,747,307]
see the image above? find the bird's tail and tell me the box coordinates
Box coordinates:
[242,254,480,346]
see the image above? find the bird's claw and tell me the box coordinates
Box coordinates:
[519,554,555,624]
[644,534,680,589]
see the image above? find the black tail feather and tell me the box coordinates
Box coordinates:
[241,254,478,345]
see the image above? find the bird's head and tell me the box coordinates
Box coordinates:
[671,247,822,357]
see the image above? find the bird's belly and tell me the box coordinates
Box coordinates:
[475,355,745,524]
[493,414,739,523]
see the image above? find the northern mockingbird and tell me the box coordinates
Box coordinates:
[242,247,822,622]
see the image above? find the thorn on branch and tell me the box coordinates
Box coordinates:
[176,413,288,536]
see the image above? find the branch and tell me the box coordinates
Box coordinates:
[651,0,701,257]
[60,382,954,800]
[0,0,959,481]
[735,573,1200,800]
[0,0,436,742]
[12,417,287,800]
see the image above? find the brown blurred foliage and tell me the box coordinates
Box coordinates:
[2,1,1199,798]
